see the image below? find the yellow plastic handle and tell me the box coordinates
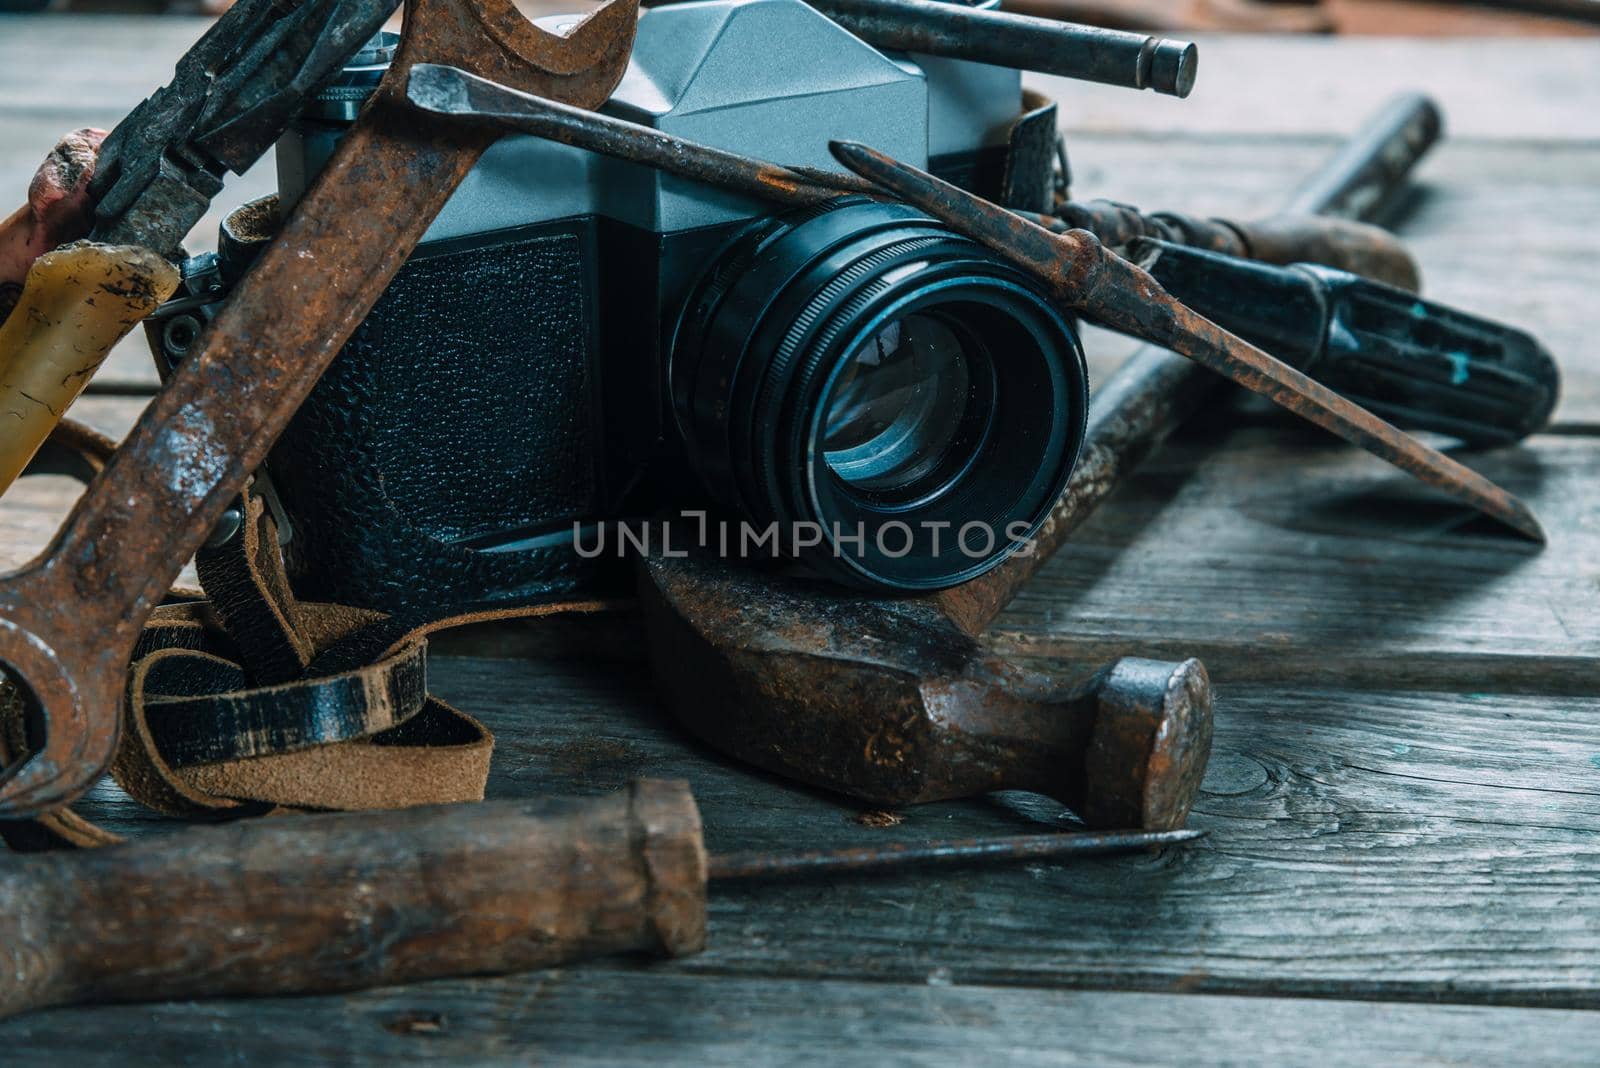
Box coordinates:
[0,240,178,495]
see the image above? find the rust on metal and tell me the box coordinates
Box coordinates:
[0,780,708,1018]
[0,778,1202,1018]
[932,93,1448,636]
[639,547,1213,831]
[1043,201,1421,292]
[829,139,1544,543]
[802,0,1198,97]
[637,96,1450,826]
[707,826,1205,880]
[409,64,1421,290]
[408,64,876,206]
[0,0,641,818]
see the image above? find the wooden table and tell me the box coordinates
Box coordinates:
[2,16,1599,1063]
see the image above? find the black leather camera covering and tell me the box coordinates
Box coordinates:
[264,138,1060,621]
[268,219,622,620]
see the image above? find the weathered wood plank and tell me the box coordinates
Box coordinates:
[990,425,1600,689]
[1031,37,1600,140]
[8,975,1600,1066]
[41,650,1600,1006]
[0,19,1596,1052]
[2,21,1597,404]
[474,657,1600,1006]
[3,17,1597,140]
[11,398,1598,688]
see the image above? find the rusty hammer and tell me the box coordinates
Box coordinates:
[638,94,1443,831]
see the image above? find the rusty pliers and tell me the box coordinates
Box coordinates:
[0,0,641,818]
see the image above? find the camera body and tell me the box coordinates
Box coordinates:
[155,0,1088,621]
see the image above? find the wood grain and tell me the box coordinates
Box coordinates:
[34,652,1600,1008]
[456,658,1600,1007]
[991,424,1600,690]
[0,782,707,1018]
[1,19,1598,1059]
[8,976,1600,1066]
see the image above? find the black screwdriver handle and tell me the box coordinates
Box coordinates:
[1132,239,1560,447]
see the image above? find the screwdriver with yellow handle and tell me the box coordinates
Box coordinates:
[0,242,179,491]
[0,0,399,497]
[0,779,1200,1018]
[0,131,178,493]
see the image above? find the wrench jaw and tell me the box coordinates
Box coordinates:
[393,0,639,108]
[0,615,122,818]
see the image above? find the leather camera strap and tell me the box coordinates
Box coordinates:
[0,419,610,850]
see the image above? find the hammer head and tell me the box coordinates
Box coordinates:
[639,549,1212,830]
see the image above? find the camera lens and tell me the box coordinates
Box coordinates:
[820,314,974,497]
[671,199,1088,591]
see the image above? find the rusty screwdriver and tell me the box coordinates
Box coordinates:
[827,140,1544,542]
[0,780,1200,1018]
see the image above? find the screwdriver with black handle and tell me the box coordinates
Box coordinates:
[0,780,1199,1019]
[1131,239,1560,447]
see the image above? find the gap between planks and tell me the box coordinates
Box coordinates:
[6,974,1600,1065]
[49,651,1600,1010]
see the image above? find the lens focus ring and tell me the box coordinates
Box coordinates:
[670,198,1089,592]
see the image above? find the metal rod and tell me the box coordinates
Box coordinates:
[708,827,1205,881]
[931,93,1450,633]
[802,0,1197,97]
[829,139,1544,543]
[407,64,1415,290]
[407,64,879,206]
[1283,92,1444,221]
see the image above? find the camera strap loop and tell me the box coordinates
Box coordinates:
[0,419,513,850]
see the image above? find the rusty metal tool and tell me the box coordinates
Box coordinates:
[933,92,1450,637]
[931,93,1449,636]
[0,779,1200,1017]
[0,0,642,820]
[406,64,1421,290]
[798,0,1198,96]
[637,95,1448,815]
[407,63,880,205]
[641,549,1213,830]
[640,0,1199,96]
[829,139,1544,542]
[0,0,404,496]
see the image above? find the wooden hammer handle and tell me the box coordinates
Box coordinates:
[0,780,707,1018]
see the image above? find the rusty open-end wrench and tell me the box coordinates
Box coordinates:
[0,0,641,818]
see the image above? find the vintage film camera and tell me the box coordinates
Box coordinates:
[149,0,1150,619]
